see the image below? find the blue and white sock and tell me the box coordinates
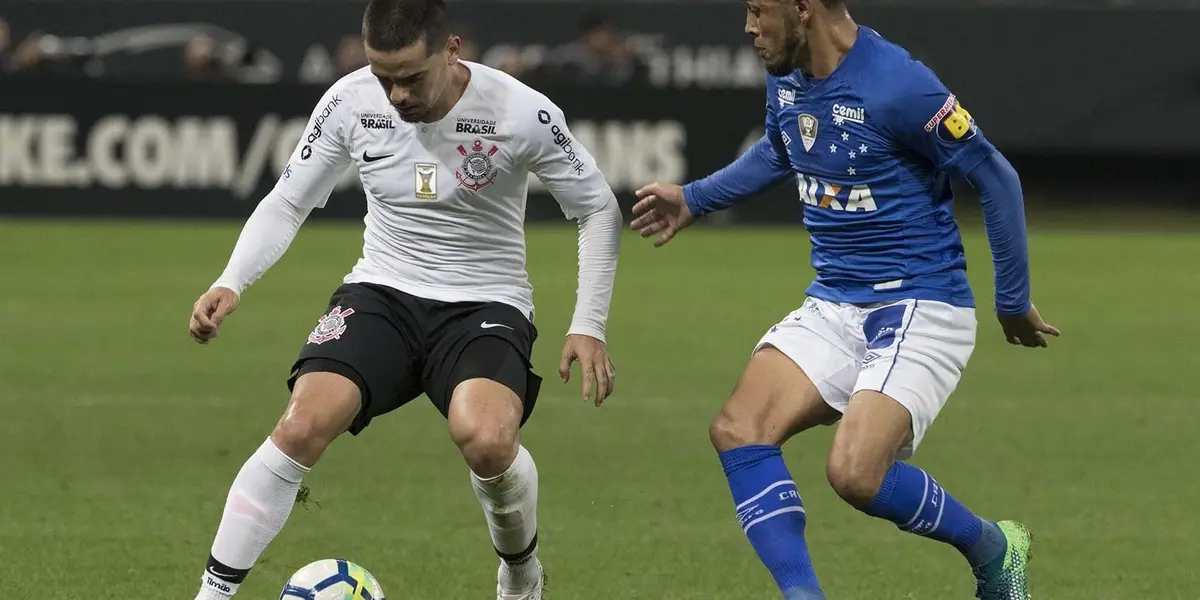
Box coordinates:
[861,462,1006,567]
[719,445,824,599]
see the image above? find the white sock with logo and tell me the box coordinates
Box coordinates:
[471,445,541,593]
[195,438,309,599]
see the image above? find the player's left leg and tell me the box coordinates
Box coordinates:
[425,303,544,600]
[825,300,1031,600]
[450,370,543,600]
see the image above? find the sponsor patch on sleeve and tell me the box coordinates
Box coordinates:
[923,94,977,142]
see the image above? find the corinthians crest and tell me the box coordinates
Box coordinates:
[456,139,500,191]
[798,114,818,152]
[307,306,355,345]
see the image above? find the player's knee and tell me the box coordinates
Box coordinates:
[271,371,361,467]
[271,415,322,462]
[449,379,522,478]
[455,421,519,478]
[709,406,769,452]
[271,414,336,468]
[825,448,887,508]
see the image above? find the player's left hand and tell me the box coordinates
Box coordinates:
[559,334,616,407]
[998,304,1060,348]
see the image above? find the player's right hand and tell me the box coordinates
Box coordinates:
[631,182,695,247]
[189,286,240,344]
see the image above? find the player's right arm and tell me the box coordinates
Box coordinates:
[190,86,355,344]
[632,78,792,246]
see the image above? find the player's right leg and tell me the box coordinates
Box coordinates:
[194,284,422,599]
[195,373,359,600]
[708,299,859,600]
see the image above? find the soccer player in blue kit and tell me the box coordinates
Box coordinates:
[630,1,1060,599]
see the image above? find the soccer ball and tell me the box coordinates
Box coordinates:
[279,559,387,600]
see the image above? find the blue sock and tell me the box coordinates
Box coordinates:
[862,462,1006,567]
[719,445,824,599]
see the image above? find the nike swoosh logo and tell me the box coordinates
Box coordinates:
[481,322,513,330]
[362,151,393,163]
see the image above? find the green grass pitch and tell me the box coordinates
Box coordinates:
[1,219,1197,598]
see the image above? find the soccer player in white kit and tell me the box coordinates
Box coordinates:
[185,1,621,598]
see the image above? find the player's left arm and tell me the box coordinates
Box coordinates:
[877,70,1059,347]
[520,100,620,405]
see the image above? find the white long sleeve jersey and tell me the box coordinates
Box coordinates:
[212,62,621,340]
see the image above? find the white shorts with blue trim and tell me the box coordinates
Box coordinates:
[754,297,977,459]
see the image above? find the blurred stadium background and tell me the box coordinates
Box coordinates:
[2,1,1198,598]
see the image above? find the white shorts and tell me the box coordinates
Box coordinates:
[754,297,976,459]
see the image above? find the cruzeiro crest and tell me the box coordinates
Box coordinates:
[307,306,355,345]
[798,113,819,152]
[456,139,500,191]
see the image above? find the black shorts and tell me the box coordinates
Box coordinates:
[286,282,542,435]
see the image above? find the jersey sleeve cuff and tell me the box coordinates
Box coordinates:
[566,323,606,343]
[995,299,1031,316]
[210,280,246,297]
[681,183,707,218]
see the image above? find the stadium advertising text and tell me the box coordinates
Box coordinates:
[0,113,687,199]
[0,113,312,199]
[0,82,753,219]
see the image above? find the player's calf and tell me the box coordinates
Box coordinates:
[833,391,1007,572]
[195,370,362,600]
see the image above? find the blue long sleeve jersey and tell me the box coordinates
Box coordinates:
[683,26,1031,315]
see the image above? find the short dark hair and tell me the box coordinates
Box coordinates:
[362,0,451,54]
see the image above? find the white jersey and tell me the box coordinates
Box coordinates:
[211,62,621,340]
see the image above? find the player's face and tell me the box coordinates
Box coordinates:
[366,36,461,123]
[745,0,806,76]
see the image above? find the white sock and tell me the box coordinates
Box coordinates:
[471,445,540,592]
[195,438,309,599]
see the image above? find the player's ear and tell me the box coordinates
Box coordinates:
[444,35,461,65]
[793,0,813,22]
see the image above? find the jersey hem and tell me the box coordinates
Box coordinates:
[806,280,976,309]
[342,272,535,323]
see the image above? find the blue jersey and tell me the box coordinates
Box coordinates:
[684,26,1030,313]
